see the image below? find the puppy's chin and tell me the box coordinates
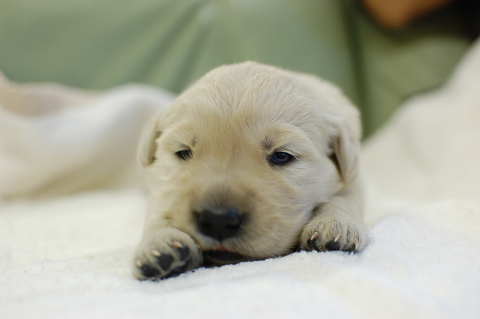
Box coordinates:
[202,250,248,266]
[202,240,301,266]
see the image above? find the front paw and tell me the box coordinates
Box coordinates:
[132,228,203,280]
[299,213,367,253]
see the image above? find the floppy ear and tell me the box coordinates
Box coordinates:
[137,111,163,167]
[328,118,360,186]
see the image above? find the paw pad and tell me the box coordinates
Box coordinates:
[133,234,203,280]
[175,245,190,261]
[325,240,341,251]
[139,263,160,278]
[157,253,174,271]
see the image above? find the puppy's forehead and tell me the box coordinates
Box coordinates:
[168,64,316,130]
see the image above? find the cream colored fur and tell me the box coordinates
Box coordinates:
[132,62,367,280]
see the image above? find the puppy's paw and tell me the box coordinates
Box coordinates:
[132,228,203,280]
[299,212,367,253]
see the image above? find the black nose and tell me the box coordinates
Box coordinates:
[196,207,242,241]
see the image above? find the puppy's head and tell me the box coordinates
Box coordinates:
[139,62,360,264]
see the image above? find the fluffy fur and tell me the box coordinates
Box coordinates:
[132,62,367,280]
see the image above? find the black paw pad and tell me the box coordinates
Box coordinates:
[156,253,174,271]
[140,264,160,278]
[325,241,341,251]
[306,238,320,251]
[175,245,190,261]
[166,263,190,278]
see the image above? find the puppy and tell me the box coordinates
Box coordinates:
[132,62,367,280]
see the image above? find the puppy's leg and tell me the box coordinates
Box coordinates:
[132,217,203,280]
[299,181,368,252]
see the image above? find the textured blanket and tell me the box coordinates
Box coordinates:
[1,40,480,318]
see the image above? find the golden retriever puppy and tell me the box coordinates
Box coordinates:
[132,62,367,280]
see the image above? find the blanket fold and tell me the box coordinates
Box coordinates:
[0,76,175,199]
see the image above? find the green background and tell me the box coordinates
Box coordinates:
[0,0,472,136]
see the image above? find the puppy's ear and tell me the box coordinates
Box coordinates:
[328,118,360,186]
[137,111,163,167]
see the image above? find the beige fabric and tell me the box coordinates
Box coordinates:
[0,74,97,116]
[0,75,175,199]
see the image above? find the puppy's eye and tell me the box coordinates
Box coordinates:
[269,152,295,166]
[176,150,192,160]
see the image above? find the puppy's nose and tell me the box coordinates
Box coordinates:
[196,207,242,241]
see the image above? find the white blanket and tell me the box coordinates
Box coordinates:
[1,40,480,319]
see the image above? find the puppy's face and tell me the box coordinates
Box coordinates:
[139,63,355,264]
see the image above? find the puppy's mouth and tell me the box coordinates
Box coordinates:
[202,246,246,266]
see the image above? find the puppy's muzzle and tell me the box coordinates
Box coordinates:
[196,207,243,241]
